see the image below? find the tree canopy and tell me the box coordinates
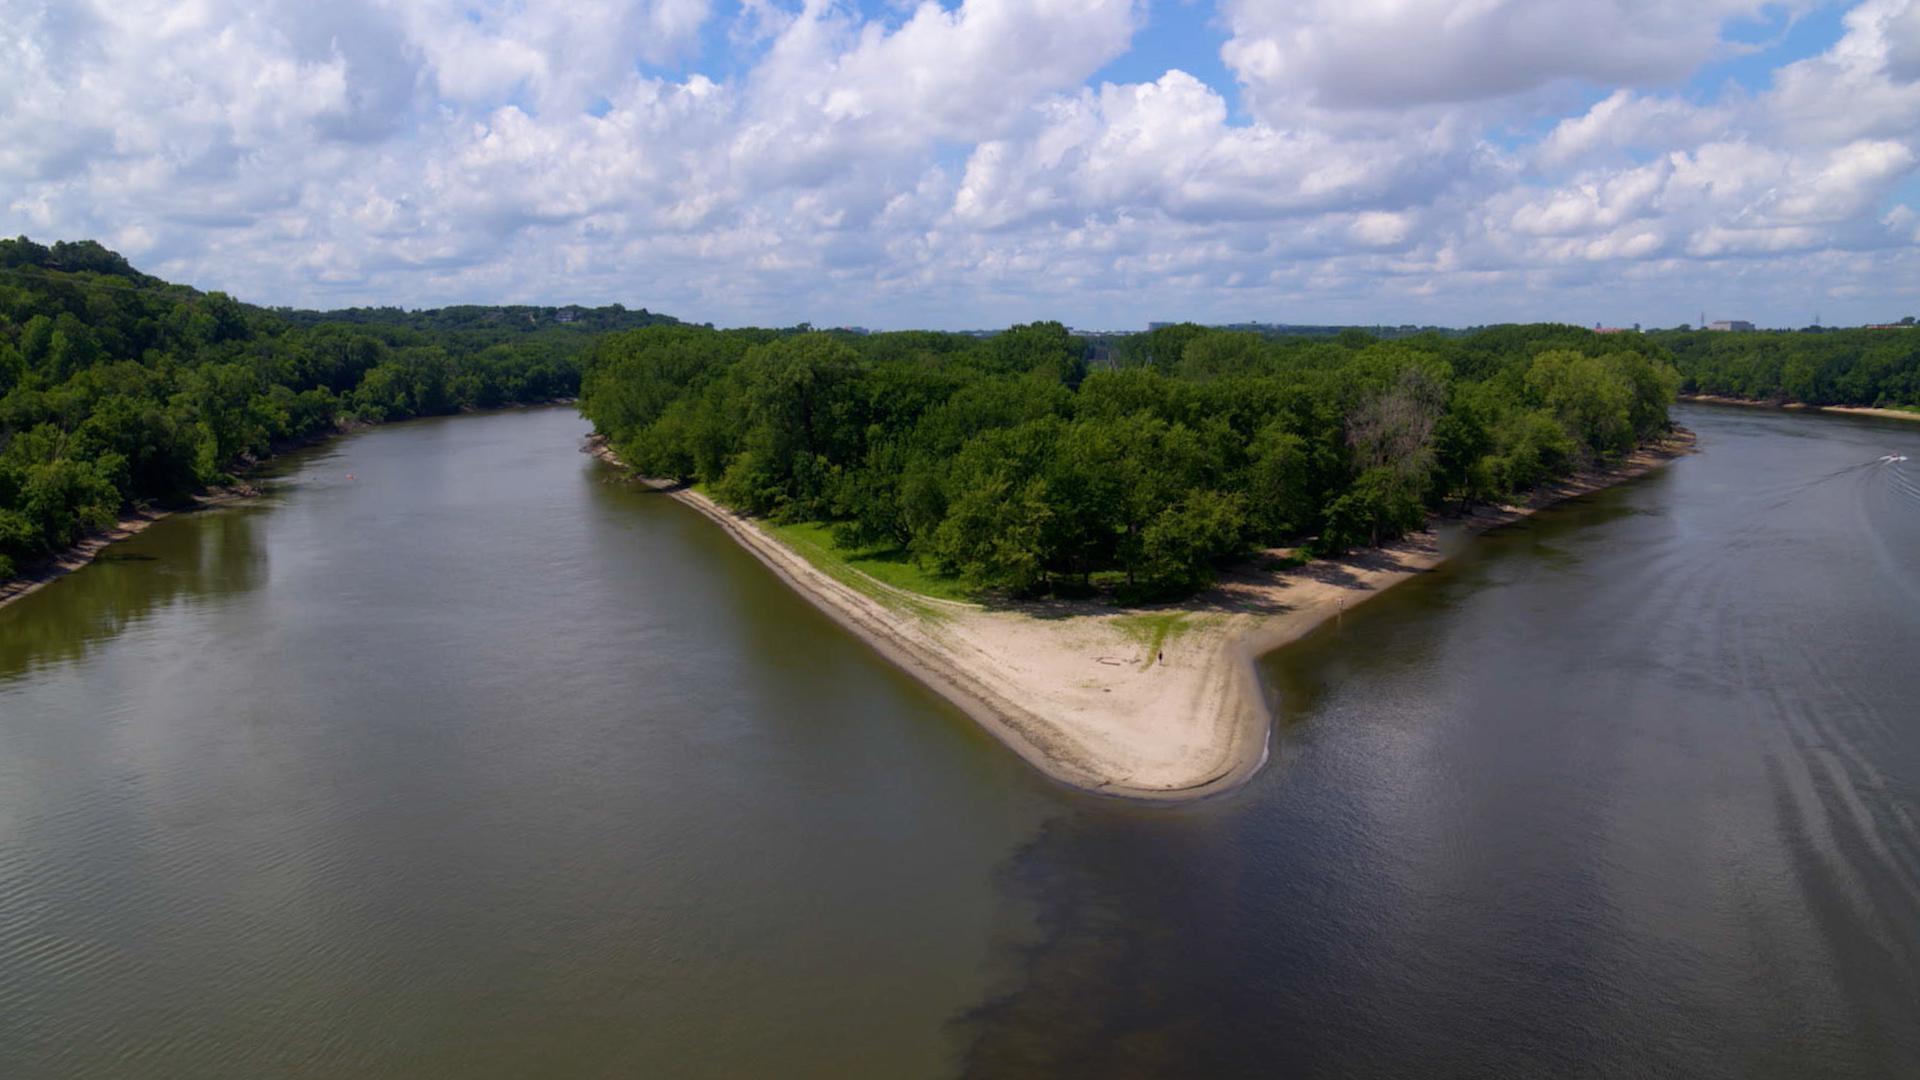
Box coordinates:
[2,236,1702,598]
[1650,327,1920,407]
[0,237,631,578]
[582,320,1679,598]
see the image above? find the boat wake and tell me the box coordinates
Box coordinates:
[1877,457,1920,506]
[1757,458,1881,510]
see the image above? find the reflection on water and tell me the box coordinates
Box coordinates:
[0,507,270,679]
[0,409,1059,1079]
[958,405,1920,1078]
[3,404,1918,1077]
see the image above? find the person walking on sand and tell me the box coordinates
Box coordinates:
[1158,649,1164,666]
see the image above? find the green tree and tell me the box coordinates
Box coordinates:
[1317,467,1423,554]
[1139,490,1247,592]
[1525,349,1633,459]
[990,321,1085,386]
[1245,422,1314,540]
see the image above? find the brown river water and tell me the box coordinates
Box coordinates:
[2,402,1916,1077]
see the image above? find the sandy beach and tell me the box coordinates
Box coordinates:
[1807,404,1920,423]
[1680,393,1920,424]
[590,429,1696,801]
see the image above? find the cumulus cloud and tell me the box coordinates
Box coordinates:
[0,0,1915,327]
[1766,0,1920,143]
[1216,0,1807,116]
[1534,90,1738,168]
[952,71,1469,230]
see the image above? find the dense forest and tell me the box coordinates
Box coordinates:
[0,237,649,578]
[275,302,677,335]
[582,321,1680,598]
[1650,326,1920,407]
[9,235,1746,598]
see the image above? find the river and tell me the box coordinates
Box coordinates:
[1,403,1916,1077]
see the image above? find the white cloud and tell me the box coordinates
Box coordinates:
[0,0,1915,328]
[1508,160,1669,237]
[1216,0,1803,117]
[951,71,1473,231]
[1535,90,1737,168]
[1765,0,1920,143]
[384,0,713,112]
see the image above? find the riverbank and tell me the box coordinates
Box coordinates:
[588,428,1696,801]
[1680,393,1920,423]
[0,487,259,613]
[0,401,581,615]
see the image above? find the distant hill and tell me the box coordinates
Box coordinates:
[0,236,159,284]
[0,237,684,579]
[275,302,678,336]
[0,234,679,344]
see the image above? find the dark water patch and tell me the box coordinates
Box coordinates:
[954,405,1920,1077]
[0,506,271,682]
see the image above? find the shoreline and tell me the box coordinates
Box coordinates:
[0,487,259,613]
[588,428,1697,802]
[0,401,578,615]
[1679,392,1920,424]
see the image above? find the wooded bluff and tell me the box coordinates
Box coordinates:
[24,237,1916,599]
[0,237,671,578]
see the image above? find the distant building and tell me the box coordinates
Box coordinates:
[1707,320,1755,331]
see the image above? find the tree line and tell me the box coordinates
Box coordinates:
[0,237,646,579]
[1648,327,1920,407]
[582,320,1679,598]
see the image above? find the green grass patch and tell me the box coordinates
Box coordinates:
[761,519,974,614]
[1261,550,1311,572]
[1111,612,1197,668]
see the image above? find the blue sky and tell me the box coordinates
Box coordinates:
[2,0,1917,329]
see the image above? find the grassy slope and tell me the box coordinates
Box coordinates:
[758,519,972,620]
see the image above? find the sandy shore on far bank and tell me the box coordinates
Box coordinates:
[1680,393,1920,424]
[589,429,1697,802]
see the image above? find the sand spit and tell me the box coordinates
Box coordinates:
[589,429,1696,802]
[1821,405,1920,423]
[1680,393,1920,424]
